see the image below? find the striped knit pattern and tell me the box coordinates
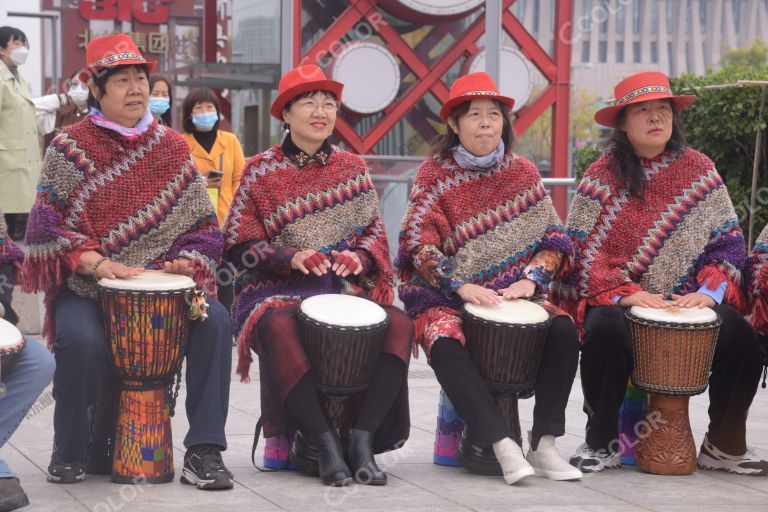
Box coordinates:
[0,210,23,268]
[396,152,571,352]
[23,117,221,346]
[224,145,394,380]
[554,147,747,329]
[746,225,768,335]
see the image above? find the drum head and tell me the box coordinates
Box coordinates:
[98,271,195,292]
[629,305,718,324]
[464,299,549,325]
[300,294,387,327]
[0,317,23,352]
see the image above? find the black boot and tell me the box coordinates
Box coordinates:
[288,430,319,475]
[316,431,352,486]
[347,429,387,485]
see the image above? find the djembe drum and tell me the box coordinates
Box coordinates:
[626,305,721,475]
[0,317,25,399]
[457,299,550,474]
[98,272,199,484]
[297,294,389,430]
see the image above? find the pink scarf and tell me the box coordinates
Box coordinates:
[89,107,154,139]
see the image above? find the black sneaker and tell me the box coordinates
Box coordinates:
[46,461,85,484]
[180,445,234,490]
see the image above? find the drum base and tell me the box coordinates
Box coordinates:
[636,395,697,475]
[112,386,175,484]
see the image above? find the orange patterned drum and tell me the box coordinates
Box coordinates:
[98,272,196,484]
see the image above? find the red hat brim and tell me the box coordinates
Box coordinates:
[79,60,158,83]
[594,93,696,128]
[271,79,344,121]
[439,93,515,121]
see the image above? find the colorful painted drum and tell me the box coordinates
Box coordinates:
[0,317,25,398]
[626,305,720,475]
[98,272,196,484]
[433,389,464,467]
[297,294,389,430]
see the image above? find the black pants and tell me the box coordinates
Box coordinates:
[429,316,579,449]
[51,289,233,463]
[580,305,763,455]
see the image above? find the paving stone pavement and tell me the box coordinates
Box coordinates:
[3,337,767,512]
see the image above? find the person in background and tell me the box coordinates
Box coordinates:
[148,75,173,127]
[181,87,245,310]
[0,26,40,241]
[35,70,91,148]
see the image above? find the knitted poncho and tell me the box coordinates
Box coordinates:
[745,225,768,335]
[224,144,394,380]
[0,211,23,270]
[396,152,572,355]
[553,147,747,328]
[23,117,221,346]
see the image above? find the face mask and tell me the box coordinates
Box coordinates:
[149,97,170,116]
[9,46,28,66]
[192,112,218,132]
[68,85,89,106]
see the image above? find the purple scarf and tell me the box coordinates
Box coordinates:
[89,106,154,139]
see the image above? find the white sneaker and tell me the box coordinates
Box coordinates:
[526,433,582,481]
[569,442,621,473]
[492,437,535,484]
[697,435,768,476]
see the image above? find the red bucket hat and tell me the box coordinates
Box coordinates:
[594,71,696,128]
[439,72,515,121]
[79,34,157,82]
[271,65,344,121]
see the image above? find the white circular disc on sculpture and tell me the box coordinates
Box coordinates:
[98,271,195,291]
[464,299,549,325]
[301,294,387,327]
[332,42,400,114]
[468,46,534,112]
[395,0,484,16]
[0,317,23,351]
[630,305,718,324]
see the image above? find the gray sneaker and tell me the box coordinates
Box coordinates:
[569,443,621,473]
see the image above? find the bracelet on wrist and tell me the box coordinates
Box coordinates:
[92,257,111,278]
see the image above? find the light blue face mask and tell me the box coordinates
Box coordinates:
[192,112,218,132]
[148,97,170,116]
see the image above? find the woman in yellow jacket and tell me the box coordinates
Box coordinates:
[181,87,245,226]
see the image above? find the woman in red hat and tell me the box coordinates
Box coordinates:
[396,72,582,485]
[23,34,235,489]
[224,64,412,487]
[557,71,767,475]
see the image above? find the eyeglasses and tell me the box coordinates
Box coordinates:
[295,100,339,113]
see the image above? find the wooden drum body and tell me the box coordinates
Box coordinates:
[297,294,388,430]
[98,272,195,484]
[461,299,550,453]
[626,305,721,475]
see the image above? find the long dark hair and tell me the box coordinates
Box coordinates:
[609,100,688,197]
[149,75,173,126]
[430,99,516,157]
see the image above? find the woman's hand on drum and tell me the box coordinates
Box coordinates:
[497,279,536,300]
[457,283,503,305]
[291,250,331,276]
[618,291,667,308]
[95,260,144,280]
[330,250,362,277]
[163,258,194,277]
[670,292,716,309]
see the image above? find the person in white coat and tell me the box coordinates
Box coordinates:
[0,26,41,240]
